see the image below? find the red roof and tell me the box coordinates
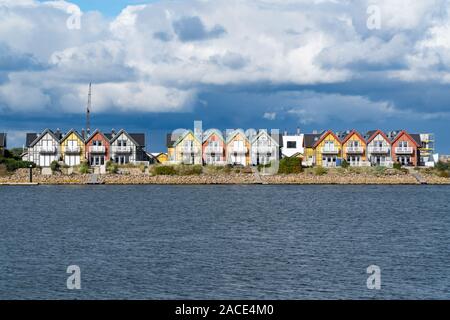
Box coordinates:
[391,130,420,147]
[313,130,341,148]
[366,130,391,144]
[341,130,366,145]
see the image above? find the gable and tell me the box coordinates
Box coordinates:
[343,132,366,145]
[391,131,420,147]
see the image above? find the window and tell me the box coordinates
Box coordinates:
[287,141,297,149]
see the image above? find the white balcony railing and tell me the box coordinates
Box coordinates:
[229,146,248,154]
[113,146,132,153]
[368,146,390,154]
[253,145,274,154]
[395,147,413,154]
[180,146,201,154]
[40,146,57,154]
[89,145,106,153]
[204,146,223,154]
[65,146,80,154]
[321,147,339,154]
[349,161,371,167]
[345,146,364,154]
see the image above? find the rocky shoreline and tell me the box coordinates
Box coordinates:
[1,168,449,185]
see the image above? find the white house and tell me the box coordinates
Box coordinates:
[282,130,304,158]
[26,129,62,167]
[250,130,281,166]
[365,130,393,167]
[109,129,147,165]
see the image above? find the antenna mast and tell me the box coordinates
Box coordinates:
[86,83,92,136]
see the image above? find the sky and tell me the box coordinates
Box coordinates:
[0,0,450,153]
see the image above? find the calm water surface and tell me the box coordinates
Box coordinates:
[0,185,449,299]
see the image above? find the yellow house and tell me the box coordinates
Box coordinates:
[151,152,168,164]
[341,130,369,166]
[314,130,342,167]
[60,129,85,166]
[226,129,251,166]
[303,133,323,166]
[172,130,202,165]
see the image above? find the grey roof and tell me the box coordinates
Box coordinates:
[26,133,38,147]
[270,133,283,146]
[410,133,422,146]
[166,133,181,147]
[104,133,113,140]
[304,134,322,148]
[365,130,378,141]
[129,134,145,146]
[0,133,6,148]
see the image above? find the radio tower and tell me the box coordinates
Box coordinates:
[86,83,92,136]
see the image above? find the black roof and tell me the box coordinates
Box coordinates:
[0,133,5,148]
[410,134,422,145]
[365,130,378,140]
[166,133,181,148]
[26,133,38,147]
[104,133,113,140]
[304,133,322,148]
[129,134,145,146]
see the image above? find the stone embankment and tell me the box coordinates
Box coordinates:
[1,168,449,185]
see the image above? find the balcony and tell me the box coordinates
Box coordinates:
[253,145,274,154]
[395,147,413,154]
[368,146,390,154]
[89,145,106,153]
[180,146,201,154]
[40,146,57,154]
[204,146,223,154]
[345,146,364,154]
[65,146,80,154]
[113,146,132,154]
[321,147,339,154]
[229,146,248,154]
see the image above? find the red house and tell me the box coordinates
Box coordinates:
[85,129,111,166]
[391,130,421,167]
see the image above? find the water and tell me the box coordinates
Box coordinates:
[0,185,449,300]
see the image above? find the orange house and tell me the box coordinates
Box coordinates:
[85,130,110,166]
[391,130,421,167]
[341,130,368,166]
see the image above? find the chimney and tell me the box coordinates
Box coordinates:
[284,129,288,136]
[81,128,85,140]
[313,130,318,134]
[111,128,116,137]
[297,127,301,136]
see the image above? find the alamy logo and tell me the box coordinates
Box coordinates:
[66,265,81,290]
[66,5,82,30]
[366,265,381,290]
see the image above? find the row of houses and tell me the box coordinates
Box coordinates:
[23,129,147,167]
[300,129,434,168]
[167,127,435,168]
[167,128,282,166]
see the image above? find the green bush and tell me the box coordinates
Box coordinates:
[50,160,60,172]
[153,165,177,176]
[341,159,349,169]
[435,161,449,171]
[393,162,402,170]
[0,157,36,171]
[278,157,303,174]
[177,164,203,175]
[106,161,119,174]
[79,161,90,174]
[437,170,449,178]
[314,166,328,176]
